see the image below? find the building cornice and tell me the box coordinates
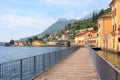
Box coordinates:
[109,0,115,6]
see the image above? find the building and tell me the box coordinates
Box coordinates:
[61,33,69,41]
[75,30,98,46]
[32,40,42,46]
[110,0,120,52]
[97,13,112,49]
[14,41,24,46]
[47,42,56,45]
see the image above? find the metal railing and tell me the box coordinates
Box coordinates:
[0,46,80,80]
[88,47,120,80]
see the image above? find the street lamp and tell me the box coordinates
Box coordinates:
[88,33,92,46]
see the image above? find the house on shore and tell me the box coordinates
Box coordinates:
[98,13,112,50]
[75,29,98,46]
[109,0,120,52]
[97,0,120,53]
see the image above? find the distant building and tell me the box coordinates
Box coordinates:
[61,33,69,40]
[57,40,68,46]
[32,40,42,46]
[79,27,94,32]
[47,42,56,45]
[14,41,24,46]
[75,30,98,46]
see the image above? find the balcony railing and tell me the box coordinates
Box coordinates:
[0,46,80,80]
[88,47,120,80]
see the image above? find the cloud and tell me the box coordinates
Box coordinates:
[86,0,93,3]
[40,0,83,7]
[0,13,56,41]
[83,10,90,16]
[0,13,56,28]
[64,10,90,19]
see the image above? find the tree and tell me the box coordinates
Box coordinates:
[28,38,33,45]
[92,11,98,23]
[45,34,49,37]
[92,12,95,22]
[66,41,71,47]
[10,39,15,45]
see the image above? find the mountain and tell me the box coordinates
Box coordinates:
[40,18,76,35]
[19,18,76,41]
[81,13,93,20]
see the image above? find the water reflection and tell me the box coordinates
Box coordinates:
[97,50,120,70]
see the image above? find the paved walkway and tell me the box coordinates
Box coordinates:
[34,47,99,80]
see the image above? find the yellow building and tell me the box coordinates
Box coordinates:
[98,13,112,49]
[32,40,42,46]
[75,30,98,46]
[14,41,24,46]
[110,0,120,52]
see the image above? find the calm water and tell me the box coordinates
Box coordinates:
[97,50,120,70]
[0,46,66,63]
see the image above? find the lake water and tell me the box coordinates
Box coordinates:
[0,46,66,63]
[97,50,120,70]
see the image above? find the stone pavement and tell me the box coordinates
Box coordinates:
[34,47,99,80]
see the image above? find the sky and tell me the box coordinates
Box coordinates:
[0,0,112,42]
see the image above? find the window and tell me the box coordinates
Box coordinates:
[118,38,120,42]
[112,10,114,17]
[99,24,100,28]
[113,25,115,31]
[113,24,116,31]
[97,34,98,37]
[114,8,116,16]
[113,39,115,48]
[115,24,116,31]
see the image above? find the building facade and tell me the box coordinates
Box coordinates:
[110,0,120,52]
[75,30,98,46]
[97,0,120,52]
[98,13,112,50]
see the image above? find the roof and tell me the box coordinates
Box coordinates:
[101,13,112,18]
[98,13,112,20]
[76,30,97,36]
[109,0,115,6]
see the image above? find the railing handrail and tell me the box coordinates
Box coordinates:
[88,47,120,80]
[0,46,80,80]
[0,47,72,64]
[89,47,120,73]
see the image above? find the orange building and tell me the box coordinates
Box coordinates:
[110,0,120,52]
[98,13,112,49]
[75,30,98,46]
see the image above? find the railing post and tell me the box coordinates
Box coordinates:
[115,71,118,80]
[34,56,36,76]
[42,54,45,71]
[0,64,1,79]
[55,52,56,64]
[49,53,50,67]
[20,59,22,80]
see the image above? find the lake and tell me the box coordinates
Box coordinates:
[97,50,120,70]
[0,46,66,63]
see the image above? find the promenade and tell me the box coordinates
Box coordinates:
[34,47,99,80]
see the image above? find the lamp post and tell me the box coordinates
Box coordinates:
[88,33,92,46]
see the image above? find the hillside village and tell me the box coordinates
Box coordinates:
[9,0,120,53]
